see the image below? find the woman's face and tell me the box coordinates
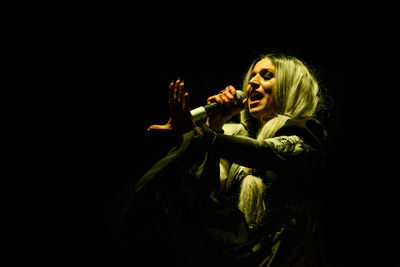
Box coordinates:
[246,57,277,120]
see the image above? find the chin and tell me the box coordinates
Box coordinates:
[249,108,264,120]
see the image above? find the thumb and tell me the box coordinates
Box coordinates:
[147,124,173,133]
[148,118,173,133]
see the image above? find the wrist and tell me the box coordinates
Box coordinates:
[206,118,224,132]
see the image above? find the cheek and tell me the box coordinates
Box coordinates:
[261,81,274,94]
[261,92,276,112]
[261,82,275,103]
[265,95,276,109]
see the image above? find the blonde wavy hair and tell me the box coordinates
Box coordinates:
[237,53,321,227]
[240,53,320,140]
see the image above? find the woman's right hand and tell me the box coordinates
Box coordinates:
[148,78,195,135]
[206,85,247,132]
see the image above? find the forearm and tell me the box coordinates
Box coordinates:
[202,125,313,173]
[213,133,281,169]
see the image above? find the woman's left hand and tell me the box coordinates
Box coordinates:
[148,79,196,135]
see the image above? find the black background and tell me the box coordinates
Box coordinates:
[51,8,399,266]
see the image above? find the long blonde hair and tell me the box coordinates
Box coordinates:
[237,53,321,226]
[240,53,320,140]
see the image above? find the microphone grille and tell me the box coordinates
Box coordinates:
[236,90,246,100]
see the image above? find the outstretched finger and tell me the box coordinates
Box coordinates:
[174,78,181,102]
[148,118,173,133]
[169,81,174,104]
[178,80,185,106]
[147,123,173,134]
[183,92,190,111]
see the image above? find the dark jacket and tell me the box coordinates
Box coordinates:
[117,118,327,266]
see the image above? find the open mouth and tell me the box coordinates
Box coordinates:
[249,91,264,107]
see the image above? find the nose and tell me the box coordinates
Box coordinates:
[249,78,260,90]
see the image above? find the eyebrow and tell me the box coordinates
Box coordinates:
[251,67,274,75]
[261,67,274,72]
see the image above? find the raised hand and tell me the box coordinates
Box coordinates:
[148,78,196,135]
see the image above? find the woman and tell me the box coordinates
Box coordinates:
[119,53,327,266]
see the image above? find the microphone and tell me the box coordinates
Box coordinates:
[190,90,246,121]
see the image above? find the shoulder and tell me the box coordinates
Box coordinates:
[275,118,327,153]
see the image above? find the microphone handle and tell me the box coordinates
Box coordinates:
[203,102,221,116]
[190,102,219,122]
[190,90,245,122]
